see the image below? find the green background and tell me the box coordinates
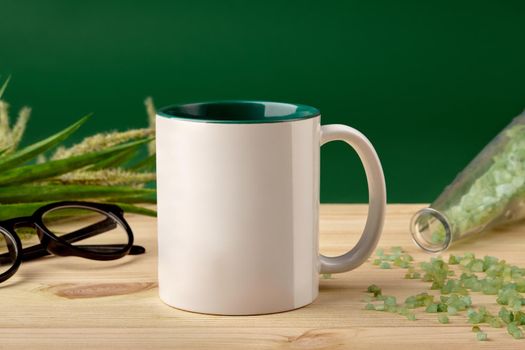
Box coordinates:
[1,0,524,203]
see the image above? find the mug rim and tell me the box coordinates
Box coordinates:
[157,100,320,124]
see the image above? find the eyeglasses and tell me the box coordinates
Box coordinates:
[0,201,145,283]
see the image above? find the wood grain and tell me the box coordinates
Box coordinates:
[1,204,525,349]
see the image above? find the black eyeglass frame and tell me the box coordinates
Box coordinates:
[0,201,145,283]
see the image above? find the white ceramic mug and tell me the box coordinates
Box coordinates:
[156,101,386,315]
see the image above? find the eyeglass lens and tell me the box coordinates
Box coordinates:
[0,228,17,275]
[41,206,129,254]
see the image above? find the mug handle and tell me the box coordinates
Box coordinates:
[319,124,387,274]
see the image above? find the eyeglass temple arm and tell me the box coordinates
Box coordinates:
[1,218,145,262]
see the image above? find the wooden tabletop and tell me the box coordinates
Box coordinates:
[2,204,525,349]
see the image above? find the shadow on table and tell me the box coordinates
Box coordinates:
[22,254,143,271]
[0,275,27,289]
[319,280,354,292]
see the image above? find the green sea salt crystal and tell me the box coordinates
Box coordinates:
[479,307,492,320]
[510,299,522,312]
[365,248,525,341]
[488,317,504,328]
[481,277,502,295]
[507,321,523,339]
[430,122,525,246]
[384,296,397,307]
[496,285,520,307]
[447,306,458,316]
[385,255,396,262]
[443,294,471,313]
[438,303,448,312]
[448,255,460,265]
[375,304,386,311]
[367,284,382,298]
[460,273,482,292]
[511,331,522,340]
[386,305,398,313]
[372,247,415,270]
[483,256,499,271]
[441,279,468,295]
[397,307,409,316]
[420,258,450,289]
[515,279,525,292]
[467,308,483,324]
[469,260,485,273]
[513,311,525,325]
[461,296,472,308]
[438,314,449,324]
[440,294,472,315]
[404,271,421,279]
[397,260,411,268]
[472,326,489,342]
[499,307,513,324]
[404,292,434,309]
[476,332,488,341]
[365,303,375,310]
[391,246,403,254]
[460,255,473,268]
[491,316,505,327]
[431,231,445,245]
[425,304,438,313]
[379,262,391,269]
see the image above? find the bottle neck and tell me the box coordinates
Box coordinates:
[410,207,452,253]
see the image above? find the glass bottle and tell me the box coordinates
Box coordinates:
[411,111,525,253]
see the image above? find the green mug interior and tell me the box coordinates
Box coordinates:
[157,101,320,123]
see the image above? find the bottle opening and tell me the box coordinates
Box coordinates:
[410,208,452,253]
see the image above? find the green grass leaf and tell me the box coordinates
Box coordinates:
[0,138,152,186]
[106,202,157,217]
[0,75,11,100]
[0,201,49,220]
[0,184,155,203]
[100,192,157,204]
[0,145,10,156]
[128,154,156,171]
[89,146,143,170]
[0,114,91,169]
[0,201,156,220]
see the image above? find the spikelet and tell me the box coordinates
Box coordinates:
[0,101,10,147]
[11,106,31,150]
[56,168,156,186]
[36,154,47,164]
[0,101,31,153]
[51,128,154,160]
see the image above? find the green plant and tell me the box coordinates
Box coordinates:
[0,76,157,221]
